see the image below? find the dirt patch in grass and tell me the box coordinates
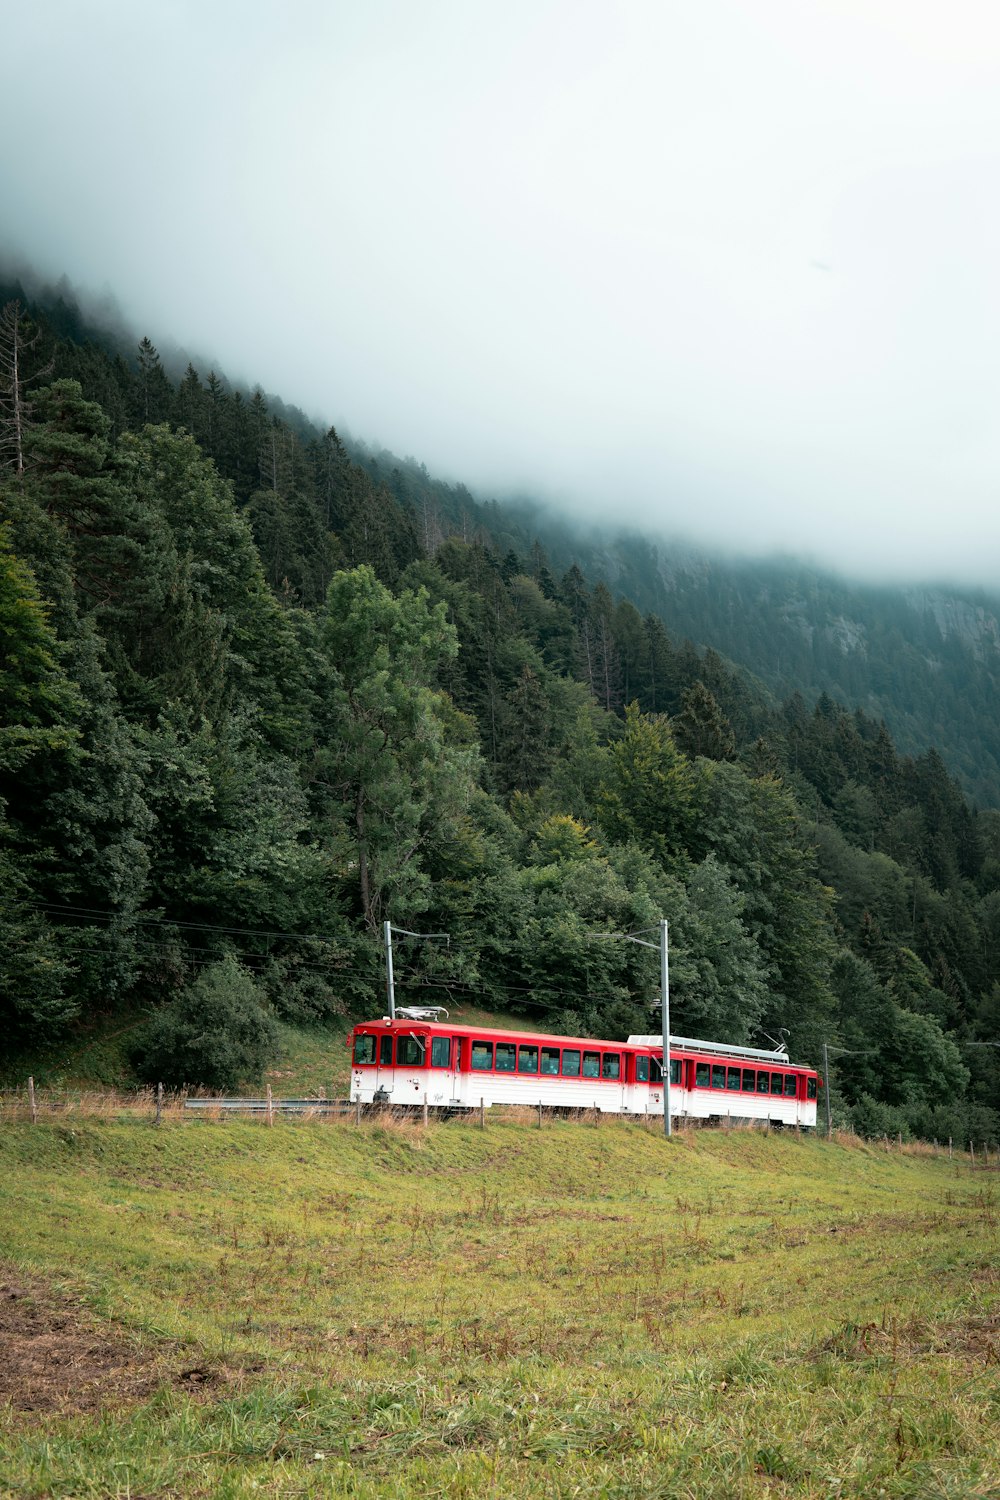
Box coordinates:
[0,1273,161,1415]
[817,1312,1000,1368]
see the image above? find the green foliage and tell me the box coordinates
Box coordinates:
[0,523,80,773]
[667,856,769,1043]
[0,826,77,1041]
[696,763,837,1056]
[597,702,699,868]
[131,957,279,1088]
[315,565,476,930]
[673,680,736,761]
[528,814,599,865]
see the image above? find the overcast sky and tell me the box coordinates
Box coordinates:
[4,0,1000,583]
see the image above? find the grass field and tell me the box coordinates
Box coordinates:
[1,1115,999,1498]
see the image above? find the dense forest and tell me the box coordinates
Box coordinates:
[350,457,1000,811]
[3,281,1000,1145]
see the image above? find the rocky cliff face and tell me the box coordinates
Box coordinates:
[905,592,1000,662]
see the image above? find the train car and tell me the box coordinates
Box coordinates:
[348,1015,820,1128]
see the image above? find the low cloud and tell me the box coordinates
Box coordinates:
[4,0,999,585]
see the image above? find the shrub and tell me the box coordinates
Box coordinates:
[132,957,279,1089]
[850,1092,911,1141]
[259,957,346,1024]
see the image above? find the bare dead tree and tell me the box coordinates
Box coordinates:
[0,301,52,475]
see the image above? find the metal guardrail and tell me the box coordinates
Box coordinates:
[183,1097,354,1115]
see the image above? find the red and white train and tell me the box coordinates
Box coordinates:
[349,1013,820,1128]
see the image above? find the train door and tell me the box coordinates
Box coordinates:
[623,1052,638,1113]
[450,1035,466,1106]
[648,1054,663,1116]
[625,1051,653,1114]
[446,1034,463,1104]
[374,1032,394,1098]
[601,1050,626,1113]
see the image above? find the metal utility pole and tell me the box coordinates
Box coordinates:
[660,918,671,1139]
[822,1044,876,1137]
[596,918,671,1138]
[383,919,396,1019]
[383,921,450,1021]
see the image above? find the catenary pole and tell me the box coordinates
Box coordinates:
[383,919,395,1020]
[661,918,671,1139]
[595,919,672,1137]
[381,922,449,1024]
[822,1043,875,1137]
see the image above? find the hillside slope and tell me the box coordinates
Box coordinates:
[361,453,1000,809]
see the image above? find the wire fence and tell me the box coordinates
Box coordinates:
[0,1079,997,1164]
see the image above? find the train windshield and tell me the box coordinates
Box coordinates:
[354,1034,376,1065]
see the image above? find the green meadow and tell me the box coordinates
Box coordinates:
[1,1115,998,1498]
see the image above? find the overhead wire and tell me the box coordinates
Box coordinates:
[22,903,657,1009]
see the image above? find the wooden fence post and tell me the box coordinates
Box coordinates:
[156,1081,163,1127]
[28,1077,37,1125]
[423,1093,429,1127]
[949,1136,953,1160]
[480,1097,485,1130]
[266,1083,273,1128]
[355,1098,362,1126]
[538,1100,543,1130]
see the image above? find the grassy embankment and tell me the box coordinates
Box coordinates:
[1,1114,999,1498]
[0,1005,511,1095]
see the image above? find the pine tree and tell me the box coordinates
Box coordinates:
[133,337,172,425]
[673,680,736,761]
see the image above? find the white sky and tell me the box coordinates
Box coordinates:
[4,0,1000,582]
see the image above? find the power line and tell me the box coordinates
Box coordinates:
[23,907,658,1009]
[23,900,341,945]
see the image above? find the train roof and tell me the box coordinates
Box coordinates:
[354,1017,815,1069]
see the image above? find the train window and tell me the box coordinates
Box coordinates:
[396,1036,425,1067]
[636,1055,649,1082]
[784,1075,797,1097]
[353,1034,376,1065]
[712,1065,726,1089]
[471,1041,493,1071]
[541,1047,560,1075]
[807,1078,817,1100]
[651,1056,663,1084]
[582,1051,600,1079]
[518,1045,539,1073]
[431,1037,451,1068]
[495,1042,516,1072]
[742,1069,755,1091]
[770,1073,783,1094]
[380,1036,393,1067]
[602,1053,621,1080]
[757,1072,769,1093]
[727,1067,741,1091]
[562,1050,581,1077]
[696,1063,710,1088]
[670,1059,680,1086]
